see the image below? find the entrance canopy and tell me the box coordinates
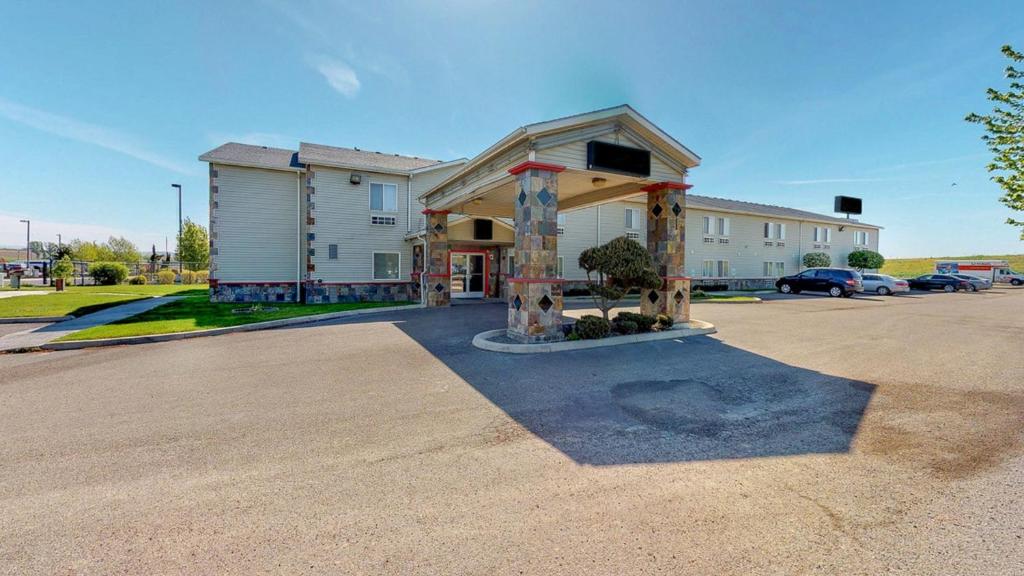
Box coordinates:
[421,105,701,216]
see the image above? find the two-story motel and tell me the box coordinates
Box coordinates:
[200,105,881,342]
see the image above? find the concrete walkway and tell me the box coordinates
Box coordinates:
[0,296,180,351]
[0,290,49,299]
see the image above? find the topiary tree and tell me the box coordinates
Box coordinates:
[802,252,831,268]
[848,249,885,271]
[578,236,662,321]
[51,256,74,281]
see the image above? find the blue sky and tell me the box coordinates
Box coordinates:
[0,0,1021,257]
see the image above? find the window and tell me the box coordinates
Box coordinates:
[702,216,712,235]
[626,231,640,240]
[776,223,786,240]
[369,182,398,213]
[824,227,832,243]
[764,222,773,239]
[702,260,715,277]
[625,207,641,230]
[557,213,566,236]
[763,261,784,277]
[328,244,338,260]
[717,260,731,277]
[372,252,400,280]
[507,255,515,275]
[557,256,564,278]
[703,236,714,244]
[716,217,730,236]
[854,230,869,246]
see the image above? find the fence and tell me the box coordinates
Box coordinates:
[3,260,210,286]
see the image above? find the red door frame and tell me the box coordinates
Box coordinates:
[449,249,489,296]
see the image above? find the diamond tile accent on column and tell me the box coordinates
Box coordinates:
[513,294,523,311]
[651,203,663,217]
[433,222,444,233]
[647,290,659,304]
[435,283,445,293]
[538,294,553,312]
[537,187,552,206]
[672,202,683,217]
[674,289,685,303]
[518,190,528,206]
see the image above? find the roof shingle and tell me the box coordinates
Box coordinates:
[298,142,440,172]
[198,143,301,171]
[686,194,880,228]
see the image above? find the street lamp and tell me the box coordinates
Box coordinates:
[171,184,182,274]
[18,219,29,265]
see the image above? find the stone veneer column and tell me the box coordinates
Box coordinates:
[507,162,565,343]
[305,167,317,281]
[640,181,693,324]
[424,210,450,307]
[208,164,220,298]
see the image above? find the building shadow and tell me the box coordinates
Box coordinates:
[279,303,876,466]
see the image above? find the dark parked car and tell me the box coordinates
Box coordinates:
[775,268,864,297]
[906,274,970,292]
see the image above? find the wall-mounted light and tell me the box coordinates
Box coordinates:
[591,177,607,188]
[350,173,362,185]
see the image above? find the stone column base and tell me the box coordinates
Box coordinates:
[641,277,691,323]
[507,280,563,343]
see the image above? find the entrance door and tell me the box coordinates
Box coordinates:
[451,252,486,298]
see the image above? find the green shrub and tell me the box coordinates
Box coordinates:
[88,262,129,285]
[195,270,209,284]
[566,332,581,341]
[128,274,147,285]
[180,270,196,285]
[52,256,74,280]
[614,311,657,333]
[574,315,611,339]
[847,249,885,271]
[803,252,831,268]
[691,288,707,299]
[656,314,674,330]
[156,269,176,285]
[614,319,639,335]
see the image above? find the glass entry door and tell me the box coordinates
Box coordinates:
[450,252,486,298]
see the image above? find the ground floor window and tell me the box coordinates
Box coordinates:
[557,256,564,278]
[704,259,730,277]
[763,261,784,277]
[372,252,401,280]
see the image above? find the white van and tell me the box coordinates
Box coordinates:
[934,260,1024,285]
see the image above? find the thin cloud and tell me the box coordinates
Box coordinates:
[0,97,192,174]
[773,178,894,186]
[310,56,361,98]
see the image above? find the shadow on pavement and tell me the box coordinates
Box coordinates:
[281,303,876,466]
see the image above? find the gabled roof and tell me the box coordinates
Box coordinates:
[298,142,440,174]
[686,194,882,229]
[198,143,302,171]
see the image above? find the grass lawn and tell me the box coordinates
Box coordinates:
[58,296,413,341]
[0,284,208,318]
[881,254,1024,277]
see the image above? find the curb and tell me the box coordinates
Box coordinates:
[0,315,73,324]
[472,319,717,354]
[41,303,423,351]
[692,297,763,304]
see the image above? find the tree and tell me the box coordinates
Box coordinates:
[28,241,47,259]
[578,236,661,321]
[69,239,115,262]
[803,252,831,268]
[107,236,140,264]
[51,256,74,280]
[177,218,210,271]
[52,244,74,261]
[848,249,885,271]
[966,45,1024,239]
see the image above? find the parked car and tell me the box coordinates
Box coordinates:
[949,273,991,291]
[861,273,910,295]
[775,268,864,297]
[906,274,970,292]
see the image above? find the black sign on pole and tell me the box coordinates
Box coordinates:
[834,196,862,216]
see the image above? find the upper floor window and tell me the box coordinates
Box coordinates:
[854,230,870,245]
[716,217,731,236]
[702,216,713,235]
[625,207,641,230]
[370,182,398,213]
[813,226,832,243]
[764,222,786,240]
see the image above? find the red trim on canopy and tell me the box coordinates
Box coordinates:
[641,181,693,192]
[421,209,451,215]
[507,161,566,175]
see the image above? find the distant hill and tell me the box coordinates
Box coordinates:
[0,248,27,262]
[881,254,1024,277]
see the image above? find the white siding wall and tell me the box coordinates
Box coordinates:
[537,132,682,182]
[410,164,465,232]
[214,165,300,283]
[311,166,413,282]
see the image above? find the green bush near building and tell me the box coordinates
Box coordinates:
[88,262,129,285]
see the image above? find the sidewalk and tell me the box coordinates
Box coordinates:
[0,296,180,351]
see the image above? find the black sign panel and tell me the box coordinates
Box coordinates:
[586,141,651,177]
[473,218,493,240]
[834,196,863,215]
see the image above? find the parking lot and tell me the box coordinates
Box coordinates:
[1,288,1022,574]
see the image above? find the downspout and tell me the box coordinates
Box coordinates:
[596,205,602,244]
[297,171,302,303]
[797,221,803,270]
[407,174,412,233]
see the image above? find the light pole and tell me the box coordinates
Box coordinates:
[171,184,182,274]
[19,219,29,265]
